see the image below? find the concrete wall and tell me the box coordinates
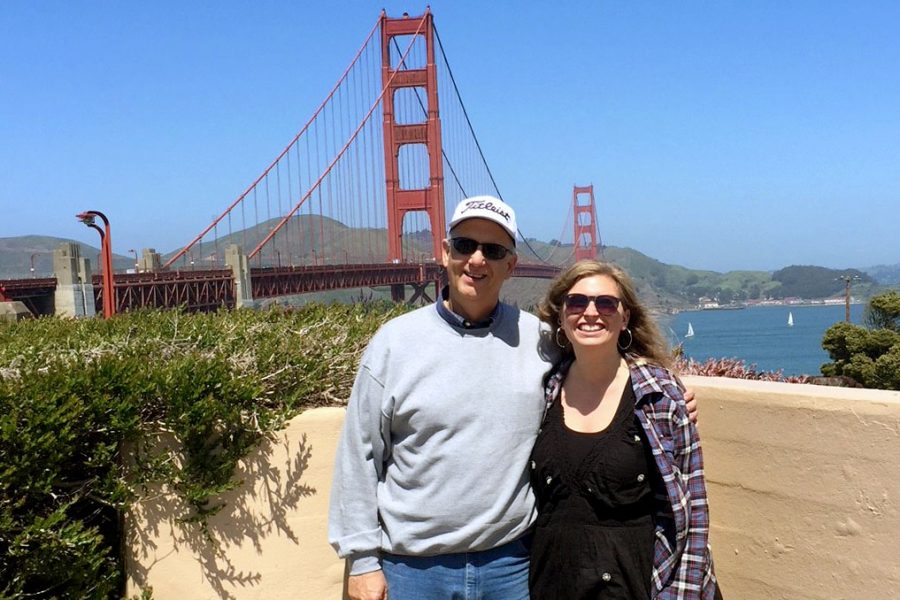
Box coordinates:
[688,377,900,599]
[126,379,900,599]
[53,242,95,317]
[126,408,347,599]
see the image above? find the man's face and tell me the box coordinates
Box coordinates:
[441,218,517,321]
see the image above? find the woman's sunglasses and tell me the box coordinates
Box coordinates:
[449,237,514,261]
[563,294,621,316]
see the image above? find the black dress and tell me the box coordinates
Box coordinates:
[529,378,657,599]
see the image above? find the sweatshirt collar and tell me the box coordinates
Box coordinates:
[435,285,500,329]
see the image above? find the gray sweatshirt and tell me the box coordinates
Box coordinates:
[328,300,555,575]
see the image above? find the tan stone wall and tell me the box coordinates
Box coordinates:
[125,408,347,599]
[126,380,900,599]
[688,377,900,600]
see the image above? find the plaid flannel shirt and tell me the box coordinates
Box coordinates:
[544,355,717,599]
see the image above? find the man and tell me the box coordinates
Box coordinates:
[329,196,696,599]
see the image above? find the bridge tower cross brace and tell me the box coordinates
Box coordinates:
[380,11,446,264]
[573,185,599,261]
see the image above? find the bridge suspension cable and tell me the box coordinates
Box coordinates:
[163,16,385,270]
[432,26,555,266]
[164,10,567,276]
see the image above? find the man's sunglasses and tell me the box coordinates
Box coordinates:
[563,294,621,315]
[449,237,515,261]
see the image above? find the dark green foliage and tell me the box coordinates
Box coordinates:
[821,292,900,390]
[0,303,404,598]
[864,290,900,331]
[771,266,873,299]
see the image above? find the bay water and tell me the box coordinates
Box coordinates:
[659,304,866,377]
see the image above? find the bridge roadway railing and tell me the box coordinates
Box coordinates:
[0,277,57,301]
[1,271,236,314]
[512,263,562,279]
[105,269,236,313]
[1,261,560,315]
[0,277,58,315]
[249,262,445,299]
[250,261,560,299]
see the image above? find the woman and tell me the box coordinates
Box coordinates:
[530,260,718,599]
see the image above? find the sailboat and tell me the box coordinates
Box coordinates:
[685,322,695,338]
[788,312,794,327]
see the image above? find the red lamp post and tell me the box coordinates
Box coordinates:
[76,210,116,318]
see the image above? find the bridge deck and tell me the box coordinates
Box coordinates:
[0,261,560,315]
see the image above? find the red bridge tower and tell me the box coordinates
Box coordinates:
[380,10,446,263]
[573,185,598,261]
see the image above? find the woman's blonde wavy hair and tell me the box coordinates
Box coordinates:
[537,260,672,368]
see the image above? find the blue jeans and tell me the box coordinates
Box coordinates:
[382,536,530,600]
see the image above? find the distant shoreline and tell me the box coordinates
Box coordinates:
[672,299,865,315]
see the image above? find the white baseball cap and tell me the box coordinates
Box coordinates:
[448,195,517,244]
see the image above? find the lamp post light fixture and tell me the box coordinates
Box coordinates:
[30,253,39,278]
[76,210,116,318]
[129,248,139,272]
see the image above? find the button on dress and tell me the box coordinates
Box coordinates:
[529,379,656,599]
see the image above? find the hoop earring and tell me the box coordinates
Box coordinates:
[617,327,633,351]
[554,328,568,349]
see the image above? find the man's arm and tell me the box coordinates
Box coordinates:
[328,358,391,579]
[684,388,698,424]
[672,372,698,424]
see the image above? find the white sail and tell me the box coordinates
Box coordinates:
[788,312,794,327]
[685,322,695,338]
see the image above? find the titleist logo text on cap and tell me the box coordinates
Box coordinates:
[460,200,511,222]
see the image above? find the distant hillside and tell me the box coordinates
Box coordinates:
[517,243,889,308]
[0,236,133,278]
[159,215,433,268]
[2,230,894,310]
[864,263,900,285]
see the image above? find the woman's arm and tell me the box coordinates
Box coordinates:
[659,385,714,599]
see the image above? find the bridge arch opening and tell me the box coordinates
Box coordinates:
[400,211,437,262]
[397,144,430,190]
[388,34,426,70]
[393,87,428,124]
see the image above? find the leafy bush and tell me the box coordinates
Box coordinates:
[864,290,900,331]
[821,292,900,390]
[0,303,404,598]
[675,356,809,383]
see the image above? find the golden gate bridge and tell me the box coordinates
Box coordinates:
[1,10,600,317]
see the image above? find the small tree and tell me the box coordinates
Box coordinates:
[821,291,900,390]
[864,290,900,331]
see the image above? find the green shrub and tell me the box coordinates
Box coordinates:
[864,290,900,331]
[0,303,404,598]
[821,292,900,390]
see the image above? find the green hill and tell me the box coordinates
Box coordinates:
[770,266,876,299]
[0,236,133,279]
[160,215,434,268]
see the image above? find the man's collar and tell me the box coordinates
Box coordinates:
[434,285,500,329]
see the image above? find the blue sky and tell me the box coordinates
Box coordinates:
[2,1,898,272]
